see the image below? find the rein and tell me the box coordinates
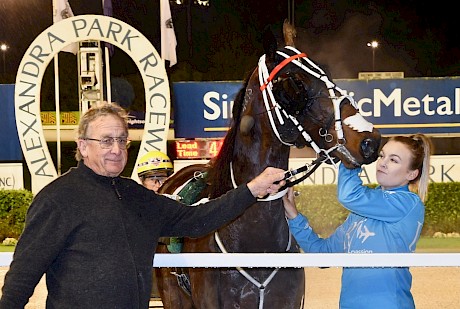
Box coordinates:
[282,155,326,187]
[229,161,288,201]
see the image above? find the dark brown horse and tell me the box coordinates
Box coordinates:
[157,30,381,308]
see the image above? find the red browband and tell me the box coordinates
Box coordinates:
[260,53,307,91]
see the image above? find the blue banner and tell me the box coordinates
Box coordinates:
[173,82,241,138]
[0,84,22,160]
[337,77,460,135]
[173,77,460,138]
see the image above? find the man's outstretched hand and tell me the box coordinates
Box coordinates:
[247,167,286,198]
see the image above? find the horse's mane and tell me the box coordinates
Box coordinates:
[207,70,254,199]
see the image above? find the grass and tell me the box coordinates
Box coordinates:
[0,245,15,252]
[1,237,459,253]
[0,244,16,252]
[416,237,460,252]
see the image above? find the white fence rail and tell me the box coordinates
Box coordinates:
[1,252,459,268]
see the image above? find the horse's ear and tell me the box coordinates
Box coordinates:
[283,19,296,47]
[262,25,277,62]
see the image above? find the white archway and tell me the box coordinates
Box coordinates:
[14,15,170,193]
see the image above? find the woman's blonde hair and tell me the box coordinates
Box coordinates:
[389,134,433,202]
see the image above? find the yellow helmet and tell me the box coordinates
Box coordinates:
[137,151,173,177]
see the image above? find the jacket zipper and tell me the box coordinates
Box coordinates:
[111,178,122,200]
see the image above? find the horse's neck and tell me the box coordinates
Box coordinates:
[231,136,290,185]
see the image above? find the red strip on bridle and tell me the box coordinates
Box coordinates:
[259,53,307,91]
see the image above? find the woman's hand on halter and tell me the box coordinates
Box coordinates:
[282,187,299,219]
[247,167,286,198]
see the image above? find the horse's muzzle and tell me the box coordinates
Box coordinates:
[360,138,380,163]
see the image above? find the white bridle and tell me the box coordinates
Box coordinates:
[258,45,373,168]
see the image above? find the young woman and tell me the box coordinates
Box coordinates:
[283,134,432,309]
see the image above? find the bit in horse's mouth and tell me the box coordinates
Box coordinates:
[335,146,360,167]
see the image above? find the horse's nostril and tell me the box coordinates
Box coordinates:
[361,138,378,159]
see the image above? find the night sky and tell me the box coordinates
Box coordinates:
[1,0,459,80]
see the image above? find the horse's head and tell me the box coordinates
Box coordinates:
[241,32,381,168]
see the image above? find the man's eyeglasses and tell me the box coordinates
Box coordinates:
[83,137,131,149]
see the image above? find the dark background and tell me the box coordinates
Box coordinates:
[2,0,459,113]
[1,0,459,81]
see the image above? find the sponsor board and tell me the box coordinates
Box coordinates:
[173,79,460,138]
[289,156,460,185]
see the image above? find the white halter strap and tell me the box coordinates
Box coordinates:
[257,46,366,166]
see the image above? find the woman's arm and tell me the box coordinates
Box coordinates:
[337,163,421,221]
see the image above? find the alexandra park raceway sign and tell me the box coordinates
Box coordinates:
[14,15,170,193]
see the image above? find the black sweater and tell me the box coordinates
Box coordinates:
[0,162,255,308]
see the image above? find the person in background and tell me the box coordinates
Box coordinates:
[137,150,174,193]
[283,134,432,309]
[0,101,286,309]
[137,150,175,301]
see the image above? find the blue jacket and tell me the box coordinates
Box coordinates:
[288,163,424,309]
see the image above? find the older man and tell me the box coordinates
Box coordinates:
[0,101,285,309]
